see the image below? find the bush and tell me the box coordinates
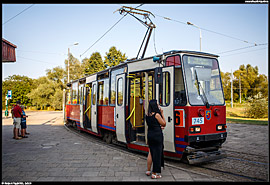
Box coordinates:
[244,92,268,119]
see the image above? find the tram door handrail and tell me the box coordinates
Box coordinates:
[126,74,136,127]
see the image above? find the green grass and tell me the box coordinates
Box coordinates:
[226,104,268,125]
[226,117,268,125]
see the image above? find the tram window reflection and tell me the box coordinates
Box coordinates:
[117,78,123,106]
[159,72,170,106]
[98,79,109,105]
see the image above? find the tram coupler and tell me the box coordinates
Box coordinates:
[186,150,227,165]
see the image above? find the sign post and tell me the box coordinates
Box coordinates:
[4,90,12,117]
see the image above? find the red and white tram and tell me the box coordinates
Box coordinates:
[64,50,227,164]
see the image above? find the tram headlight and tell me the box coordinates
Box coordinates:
[190,126,201,133]
[216,124,226,131]
[217,125,223,130]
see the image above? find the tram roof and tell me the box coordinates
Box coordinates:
[67,50,219,86]
[125,50,219,64]
[162,50,219,58]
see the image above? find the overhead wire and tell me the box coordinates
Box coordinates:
[17,50,65,56]
[2,4,35,25]
[217,43,268,55]
[17,56,61,65]
[220,47,268,57]
[153,13,270,57]
[153,13,259,46]
[80,4,144,58]
[79,15,127,58]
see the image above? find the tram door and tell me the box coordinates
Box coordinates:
[91,81,98,134]
[79,84,84,128]
[156,66,175,153]
[84,84,91,129]
[115,73,126,143]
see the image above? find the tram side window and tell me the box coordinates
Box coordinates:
[159,72,170,106]
[66,90,71,104]
[92,84,96,105]
[175,68,187,106]
[72,81,78,104]
[98,78,109,105]
[130,77,141,98]
[110,68,125,105]
[142,75,153,100]
[117,78,123,106]
[78,84,84,104]
[166,55,181,66]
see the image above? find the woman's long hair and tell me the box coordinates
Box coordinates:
[148,99,161,117]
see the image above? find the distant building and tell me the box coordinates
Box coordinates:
[2,38,17,63]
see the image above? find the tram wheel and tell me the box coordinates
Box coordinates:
[104,132,112,144]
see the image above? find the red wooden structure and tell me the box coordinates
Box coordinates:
[2,38,17,62]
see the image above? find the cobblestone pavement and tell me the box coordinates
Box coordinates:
[2,111,220,182]
[223,122,269,159]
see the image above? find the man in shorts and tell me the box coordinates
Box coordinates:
[13,100,22,140]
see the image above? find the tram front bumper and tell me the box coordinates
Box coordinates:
[185,132,227,143]
[186,150,227,165]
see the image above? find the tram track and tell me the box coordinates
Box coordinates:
[65,124,268,182]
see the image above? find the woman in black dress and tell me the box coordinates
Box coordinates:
[145,99,166,179]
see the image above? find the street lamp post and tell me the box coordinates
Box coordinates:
[67,42,79,83]
[231,69,233,108]
[187,22,202,51]
[239,74,241,104]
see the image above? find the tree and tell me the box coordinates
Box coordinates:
[2,75,34,108]
[245,92,268,118]
[83,52,105,75]
[64,53,84,82]
[104,46,127,68]
[220,71,231,101]
[50,88,63,110]
[26,77,63,110]
[46,66,65,89]
[233,64,268,101]
[26,77,52,109]
[254,74,268,98]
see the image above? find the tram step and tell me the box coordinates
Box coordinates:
[136,133,145,142]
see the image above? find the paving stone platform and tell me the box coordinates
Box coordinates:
[2,111,221,182]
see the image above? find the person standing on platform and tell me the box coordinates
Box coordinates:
[145,99,166,179]
[13,100,23,140]
[20,105,28,138]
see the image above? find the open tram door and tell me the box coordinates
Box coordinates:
[79,83,84,129]
[115,73,127,143]
[91,81,98,134]
[156,66,176,153]
[85,75,98,134]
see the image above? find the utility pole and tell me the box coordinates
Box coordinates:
[187,22,202,51]
[68,47,70,83]
[67,42,79,83]
[231,69,233,108]
[239,75,241,104]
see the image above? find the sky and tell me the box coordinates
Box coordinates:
[2,4,268,81]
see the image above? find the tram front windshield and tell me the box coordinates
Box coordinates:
[183,55,224,106]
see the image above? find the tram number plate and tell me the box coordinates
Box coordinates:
[192,117,204,125]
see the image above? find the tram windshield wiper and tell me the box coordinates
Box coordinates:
[194,69,210,108]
